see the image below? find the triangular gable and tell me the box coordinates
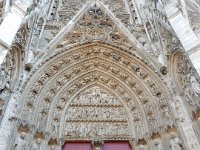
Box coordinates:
[33,0,159,68]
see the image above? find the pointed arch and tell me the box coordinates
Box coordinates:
[18,43,175,146]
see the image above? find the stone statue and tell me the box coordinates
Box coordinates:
[153,141,163,150]
[31,140,42,150]
[14,134,26,150]
[170,135,182,150]
[22,0,49,24]
[0,68,9,93]
[190,75,200,98]
[162,106,171,119]
[0,99,4,117]
[184,84,195,106]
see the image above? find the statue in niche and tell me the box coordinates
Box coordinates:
[190,75,200,98]
[0,67,10,94]
[184,83,195,106]
[153,141,163,150]
[52,121,59,136]
[0,98,4,110]
[170,135,182,150]
[162,106,171,119]
[14,134,26,150]
[183,68,200,106]
[23,0,49,23]
[79,123,87,138]
[31,140,42,150]
[102,108,110,119]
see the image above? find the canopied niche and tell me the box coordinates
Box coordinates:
[170,51,200,142]
[170,51,200,110]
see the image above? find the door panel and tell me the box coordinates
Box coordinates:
[103,142,132,150]
[63,142,92,150]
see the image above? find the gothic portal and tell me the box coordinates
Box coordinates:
[0,0,200,150]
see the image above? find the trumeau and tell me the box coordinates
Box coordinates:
[0,0,200,150]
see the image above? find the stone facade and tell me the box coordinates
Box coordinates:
[0,0,200,150]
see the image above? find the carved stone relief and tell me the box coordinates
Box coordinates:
[15,44,174,147]
[1,0,200,150]
[175,53,200,109]
[64,86,130,139]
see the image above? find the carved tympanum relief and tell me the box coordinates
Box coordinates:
[64,86,130,139]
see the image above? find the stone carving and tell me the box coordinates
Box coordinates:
[23,0,49,23]
[64,86,130,139]
[31,140,42,150]
[15,44,174,145]
[103,0,130,25]
[1,0,200,149]
[176,54,200,108]
[153,141,163,150]
[190,75,200,98]
[58,0,87,22]
[0,67,9,93]
[170,135,182,150]
[137,145,146,150]
[14,134,26,150]
[0,48,18,94]
[161,105,172,120]
[65,122,129,139]
[0,98,4,116]
[184,0,200,31]
[70,87,120,106]
[66,107,126,121]
[58,4,132,51]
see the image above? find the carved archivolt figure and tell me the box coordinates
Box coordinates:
[31,140,42,150]
[170,135,182,150]
[153,141,163,150]
[14,134,26,150]
[0,68,9,93]
[190,75,200,98]
[183,70,200,106]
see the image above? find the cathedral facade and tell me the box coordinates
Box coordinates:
[0,0,200,149]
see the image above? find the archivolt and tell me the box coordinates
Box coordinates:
[19,43,174,141]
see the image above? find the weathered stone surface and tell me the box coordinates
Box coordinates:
[0,0,200,150]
